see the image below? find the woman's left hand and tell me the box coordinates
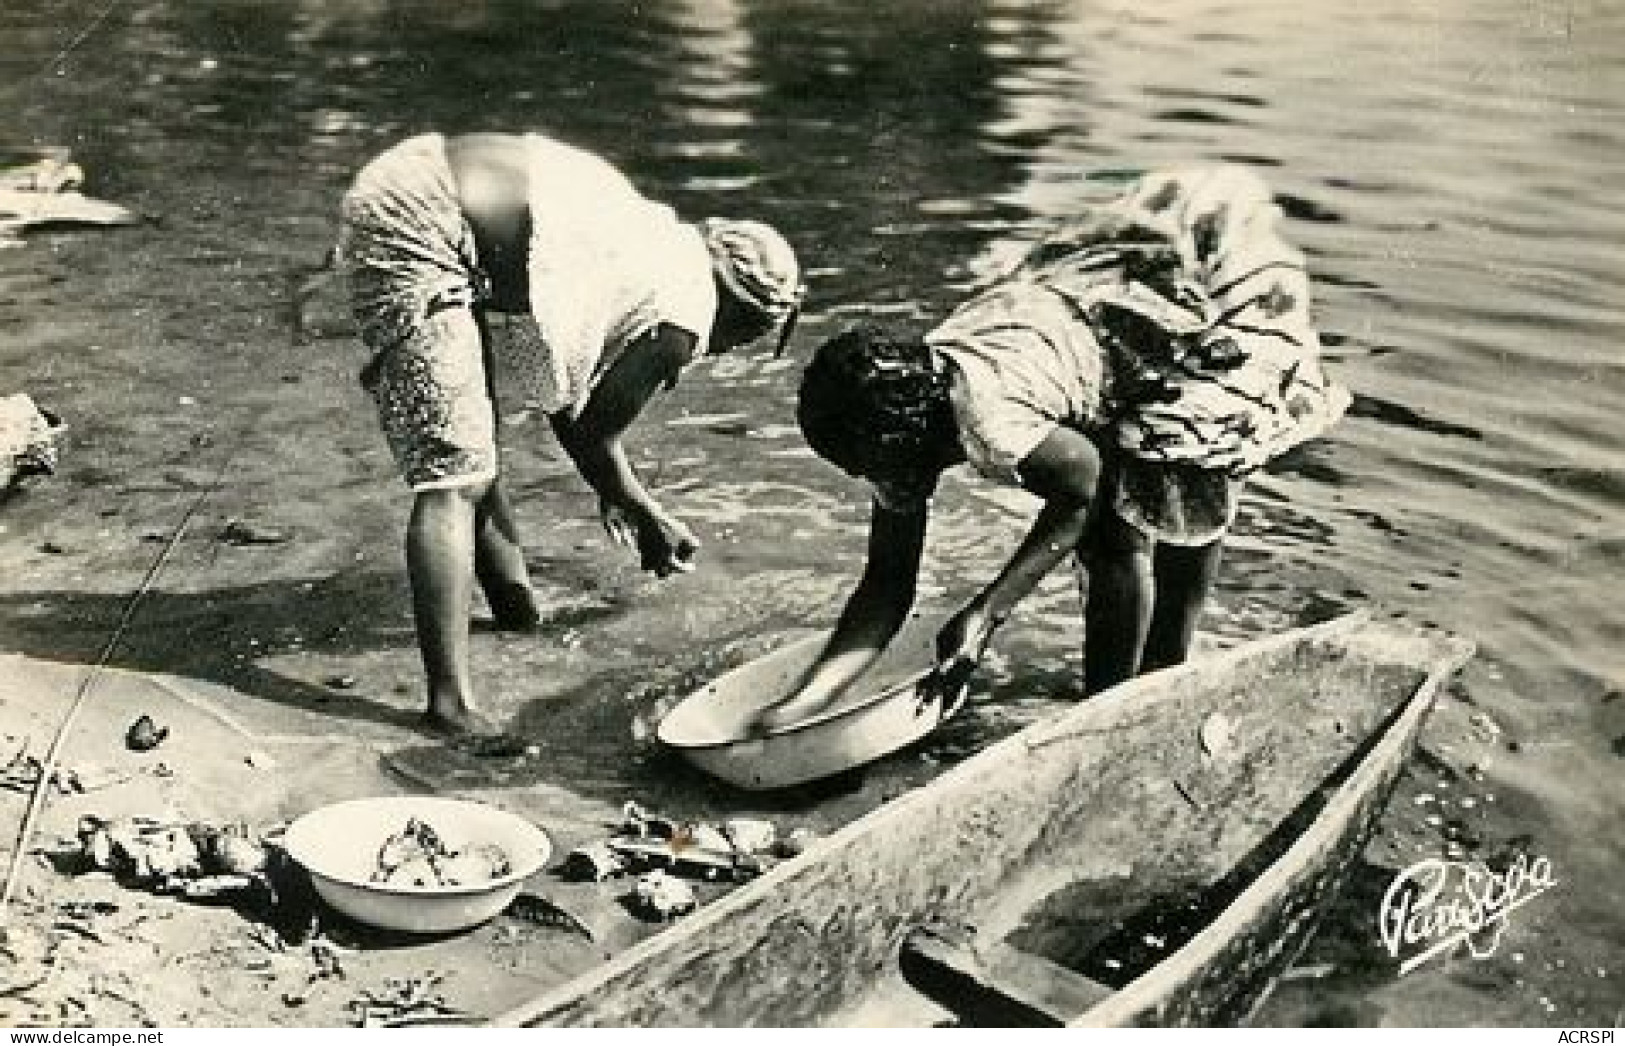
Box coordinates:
[922,601,999,709]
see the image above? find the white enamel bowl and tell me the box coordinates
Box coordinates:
[282,796,552,934]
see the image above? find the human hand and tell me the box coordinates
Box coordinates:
[632,505,700,578]
[600,498,639,552]
[919,602,998,714]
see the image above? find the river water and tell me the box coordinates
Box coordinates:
[2,0,1620,1028]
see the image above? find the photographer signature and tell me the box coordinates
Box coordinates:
[1378,853,1557,974]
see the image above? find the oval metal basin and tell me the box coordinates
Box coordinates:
[657,612,965,790]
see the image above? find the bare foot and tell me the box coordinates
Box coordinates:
[482,580,542,632]
[420,706,532,757]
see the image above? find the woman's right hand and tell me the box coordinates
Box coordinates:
[601,499,699,578]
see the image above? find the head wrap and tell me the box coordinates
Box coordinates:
[700,218,804,354]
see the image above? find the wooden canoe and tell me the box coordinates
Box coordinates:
[494,613,1473,1028]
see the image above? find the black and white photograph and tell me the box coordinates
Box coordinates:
[1,0,1619,1031]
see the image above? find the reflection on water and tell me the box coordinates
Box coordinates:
[2,0,1622,1027]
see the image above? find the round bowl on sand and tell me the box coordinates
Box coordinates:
[282,796,551,934]
[657,612,966,791]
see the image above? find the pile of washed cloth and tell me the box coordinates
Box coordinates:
[1,392,62,492]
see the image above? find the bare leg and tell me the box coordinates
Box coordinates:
[1142,538,1223,672]
[1080,513,1156,695]
[407,483,500,735]
[474,480,540,630]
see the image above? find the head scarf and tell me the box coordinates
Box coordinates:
[700,218,804,354]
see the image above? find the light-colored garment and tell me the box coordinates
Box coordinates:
[340,133,716,415]
[514,133,715,415]
[931,281,1114,485]
[339,134,475,356]
[1086,166,1349,473]
[336,134,717,489]
[925,165,1348,544]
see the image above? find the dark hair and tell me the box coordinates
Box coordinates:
[797,326,957,485]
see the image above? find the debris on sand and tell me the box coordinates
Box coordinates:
[604,801,779,884]
[627,870,696,921]
[0,149,142,246]
[277,937,350,1008]
[220,518,294,546]
[502,892,594,940]
[559,840,626,883]
[347,972,475,1028]
[1,392,63,493]
[722,818,776,855]
[68,815,275,902]
[562,802,821,899]
[1,745,133,796]
[124,714,169,752]
[617,801,785,863]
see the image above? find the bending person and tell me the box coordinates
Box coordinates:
[334,132,802,746]
[759,166,1345,732]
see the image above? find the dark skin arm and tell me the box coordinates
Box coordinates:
[928,424,1103,694]
[754,425,1103,730]
[551,324,701,576]
[750,496,929,732]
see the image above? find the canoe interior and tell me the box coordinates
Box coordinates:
[497,616,1471,1029]
[1012,684,1409,981]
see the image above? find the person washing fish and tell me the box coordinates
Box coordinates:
[321,132,802,750]
[751,166,1347,735]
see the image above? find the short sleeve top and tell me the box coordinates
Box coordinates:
[519,135,717,414]
[925,282,1113,487]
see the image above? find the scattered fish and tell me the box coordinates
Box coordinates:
[560,841,627,883]
[606,837,762,883]
[504,892,594,940]
[722,818,776,855]
[371,816,511,887]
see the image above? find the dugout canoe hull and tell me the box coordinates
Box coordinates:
[495,612,1473,1028]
